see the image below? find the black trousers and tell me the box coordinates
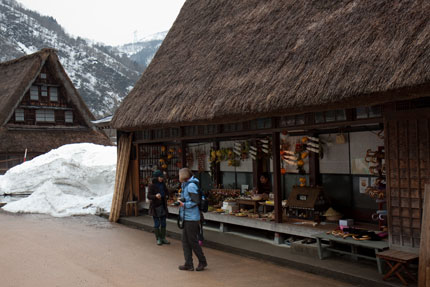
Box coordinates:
[182,221,206,267]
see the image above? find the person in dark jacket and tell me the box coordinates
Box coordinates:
[147,170,170,245]
[177,168,207,271]
[257,172,271,197]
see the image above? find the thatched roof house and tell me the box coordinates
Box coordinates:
[112,0,430,130]
[0,48,111,172]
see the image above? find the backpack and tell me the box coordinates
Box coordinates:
[198,188,208,213]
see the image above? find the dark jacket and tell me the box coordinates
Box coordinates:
[147,178,169,217]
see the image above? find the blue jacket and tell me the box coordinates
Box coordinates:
[179,176,200,221]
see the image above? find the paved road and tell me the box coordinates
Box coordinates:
[0,212,354,287]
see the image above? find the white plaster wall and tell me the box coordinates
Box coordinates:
[319,134,350,174]
[318,131,384,175]
[349,131,384,175]
[219,140,253,172]
[187,143,211,172]
[280,134,309,173]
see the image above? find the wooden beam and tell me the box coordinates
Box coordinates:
[251,139,260,190]
[131,144,139,201]
[213,141,221,188]
[180,140,187,168]
[272,132,282,223]
[132,120,383,145]
[309,132,321,186]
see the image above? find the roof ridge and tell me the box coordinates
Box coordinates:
[0,48,55,67]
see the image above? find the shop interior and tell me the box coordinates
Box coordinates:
[137,127,387,240]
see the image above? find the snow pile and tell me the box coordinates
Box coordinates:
[0,143,116,217]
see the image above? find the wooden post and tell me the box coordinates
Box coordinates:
[180,141,187,168]
[213,141,221,187]
[109,133,133,222]
[252,139,261,190]
[309,133,321,186]
[131,144,139,201]
[272,132,282,223]
[419,184,430,287]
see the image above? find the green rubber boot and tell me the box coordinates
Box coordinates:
[160,227,170,244]
[154,228,162,245]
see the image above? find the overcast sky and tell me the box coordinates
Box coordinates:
[16,0,186,46]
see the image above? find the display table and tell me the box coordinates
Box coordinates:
[259,202,288,214]
[314,232,389,274]
[236,199,264,213]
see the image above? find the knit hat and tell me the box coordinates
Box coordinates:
[153,170,164,178]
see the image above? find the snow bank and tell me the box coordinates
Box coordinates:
[0,143,116,217]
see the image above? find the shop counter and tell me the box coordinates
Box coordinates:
[314,232,389,274]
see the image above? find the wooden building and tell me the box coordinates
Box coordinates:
[111,0,430,255]
[92,115,117,145]
[0,48,112,173]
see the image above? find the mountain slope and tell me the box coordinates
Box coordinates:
[116,31,167,67]
[0,0,145,117]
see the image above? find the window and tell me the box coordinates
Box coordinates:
[315,109,347,123]
[30,86,39,100]
[222,123,243,133]
[171,128,180,137]
[203,125,217,135]
[184,126,198,136]
[40,73,47,79]
[250,118,272,130]
[15,109,24,122]
[50,87,58,102]
[65,111,73,123]
[280,115,306,127]
[41,86,48,97]
[315,112,325,124]
[36,109,55,122]
[355,106,382,119]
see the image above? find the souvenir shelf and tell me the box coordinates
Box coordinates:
[138,144,182,195]
[364,146,386,230]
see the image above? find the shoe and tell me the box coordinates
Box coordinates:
[160,227,170,244]
[195,262,207,271]
[154,228,162,245]
[301,238,316,244]
[178,265,194,271]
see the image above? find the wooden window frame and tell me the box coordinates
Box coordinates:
[36,109,55,123]
[30,86,39,101]
[50,87,58,102]
[41,86,48,97]
[15,109,24,122]
[65,111,73,123]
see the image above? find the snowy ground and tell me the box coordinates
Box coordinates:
[0,143,116,217]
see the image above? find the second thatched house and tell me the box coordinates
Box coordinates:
[0,48,112,173]
[111,0,430,259]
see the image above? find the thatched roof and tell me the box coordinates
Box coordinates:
[0,127,111,153]
[0,48,96,127]
[0,49,112,153]
[113,0,430,130]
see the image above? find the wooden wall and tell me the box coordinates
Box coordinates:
[385,108,430,252]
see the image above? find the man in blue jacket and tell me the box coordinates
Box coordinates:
[177,168,207,271]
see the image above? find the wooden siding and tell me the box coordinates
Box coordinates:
[385,108,430,252]
[7,63,85,127]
